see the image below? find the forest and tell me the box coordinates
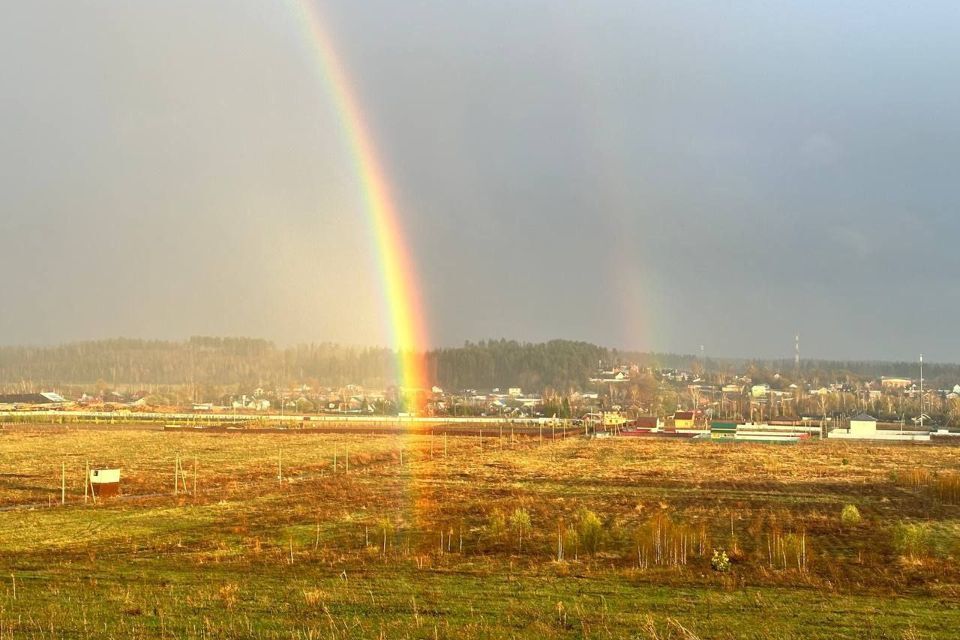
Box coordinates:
[0,337,955,392]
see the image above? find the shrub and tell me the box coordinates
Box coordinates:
[841,504,862,526]
[711,549,731,572]
[577,509,604,555]
[510,508,532,552]
[488,509,506,542]
[892,522,932,561]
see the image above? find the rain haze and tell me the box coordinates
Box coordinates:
[2,1,959,361]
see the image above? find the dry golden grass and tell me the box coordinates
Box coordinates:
[1,428,959,638]
[0,426,480,506]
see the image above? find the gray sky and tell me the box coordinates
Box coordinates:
[2,1,959,361]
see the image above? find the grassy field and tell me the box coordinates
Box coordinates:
[0,427,958,638]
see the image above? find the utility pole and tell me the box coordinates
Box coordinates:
[920,354,924,430]
[795,335,800,372]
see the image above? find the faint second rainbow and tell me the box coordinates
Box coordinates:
[288,0,429,392]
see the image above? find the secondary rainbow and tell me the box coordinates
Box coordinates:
[288,0,429,392]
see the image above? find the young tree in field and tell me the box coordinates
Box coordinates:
[577,508,603,555]
[488,509,506,545]
[511,508,532,552]
[948,397,960,428]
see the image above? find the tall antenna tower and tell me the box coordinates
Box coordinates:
[795,335,800,371]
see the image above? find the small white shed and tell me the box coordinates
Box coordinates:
[849,413,878,437]
[88,468,121,498]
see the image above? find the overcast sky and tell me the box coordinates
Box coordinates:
[2,1,959,361]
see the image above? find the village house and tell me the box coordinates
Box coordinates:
[881,377,913,390]
[673,410,700,429]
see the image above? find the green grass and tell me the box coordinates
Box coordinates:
[1,430,959,638]
[2,560,958,639]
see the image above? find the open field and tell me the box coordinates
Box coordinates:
[1,428,959,638]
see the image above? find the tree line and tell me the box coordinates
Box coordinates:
[0,336,957,392]
[0,337,609,391]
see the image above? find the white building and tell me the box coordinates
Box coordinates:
[849,413,877,437]
[829,412,930,442]
[751,384,770,398]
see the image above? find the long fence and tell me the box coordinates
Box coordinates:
[0,424,569,512]
[0,409,572,429]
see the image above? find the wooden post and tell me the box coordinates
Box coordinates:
[193,457,198,496]
[444,433,448,457]
[61,462,65,505]
[278,448,283,483]
[480,428,483,452]
[84,461,89,503]
[345,451,349,473]
[334,445,338,473]
[399,449,403,467]
[539,424,543,445]
[174,455,179,496]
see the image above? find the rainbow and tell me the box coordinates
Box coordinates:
[288,1,429,394]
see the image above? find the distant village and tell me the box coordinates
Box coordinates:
[3,360,959,443]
